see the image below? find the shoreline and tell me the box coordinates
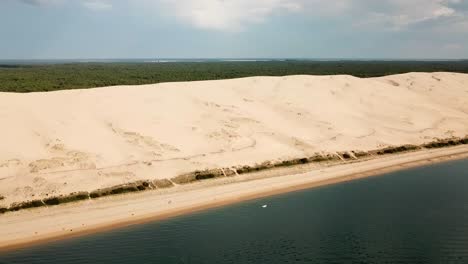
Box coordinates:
[3,136,467,214]
[1,145,468,252]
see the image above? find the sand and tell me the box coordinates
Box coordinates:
[1,146,468,251]
[1,72,468,206]
[1,72,468,249]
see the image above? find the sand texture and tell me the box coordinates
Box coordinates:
[1,72,468,206]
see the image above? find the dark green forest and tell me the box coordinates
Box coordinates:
[1,60,468,93]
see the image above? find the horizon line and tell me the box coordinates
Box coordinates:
[1,57,467,63]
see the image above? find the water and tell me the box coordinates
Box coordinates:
[1,159,468,264]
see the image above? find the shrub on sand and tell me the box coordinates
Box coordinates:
[9,200,45,211]
[172,169,225,184]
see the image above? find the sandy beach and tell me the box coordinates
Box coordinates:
[1,145,468,251]
[1,72,468,250]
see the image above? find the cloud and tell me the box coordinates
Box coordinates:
[16,0,468,32]
[154,0,468,31]
[444,43,463,50]
[354,0,461,30]
[19,0,111,10]
[157,0,303,31]
[20,0,62,5]
[82,0,112,11]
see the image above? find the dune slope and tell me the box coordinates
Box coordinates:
[1,72,468,205]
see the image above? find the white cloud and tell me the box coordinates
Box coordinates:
[155,0,467,31]
[19,0,111,10]
[20,0,63,5]
[82,0,112,11]
[444,43,463,50]
[366,0,459,30]
[157,0,303,31]
[16,0,468,32]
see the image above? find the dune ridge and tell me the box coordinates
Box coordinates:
[1,72,468,208]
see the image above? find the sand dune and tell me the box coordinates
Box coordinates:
[1,72,468,206]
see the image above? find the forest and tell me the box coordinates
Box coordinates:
[1,60,468,92]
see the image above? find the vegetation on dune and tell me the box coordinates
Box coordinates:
[1,60,468,92]
[341,152,353,160]
[352,151,370,158]
[44,192,90,205]
[90,181,153,198]
[171,169,226,184]
[1,136,467,214]
[8,200,45,211]
[375,145,421,155]
[423,138,468,148]
[234,154,340,175]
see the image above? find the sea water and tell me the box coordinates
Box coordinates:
[1,159,467,264]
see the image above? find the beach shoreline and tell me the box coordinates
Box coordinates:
[1,145,468,253]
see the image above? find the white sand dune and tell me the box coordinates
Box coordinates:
[1,72,468,205]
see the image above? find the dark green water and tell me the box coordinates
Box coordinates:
[1,159,468,264]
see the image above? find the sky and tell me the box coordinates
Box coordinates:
[0,0,467,59]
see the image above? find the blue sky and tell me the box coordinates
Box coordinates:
[1,0,467,59]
